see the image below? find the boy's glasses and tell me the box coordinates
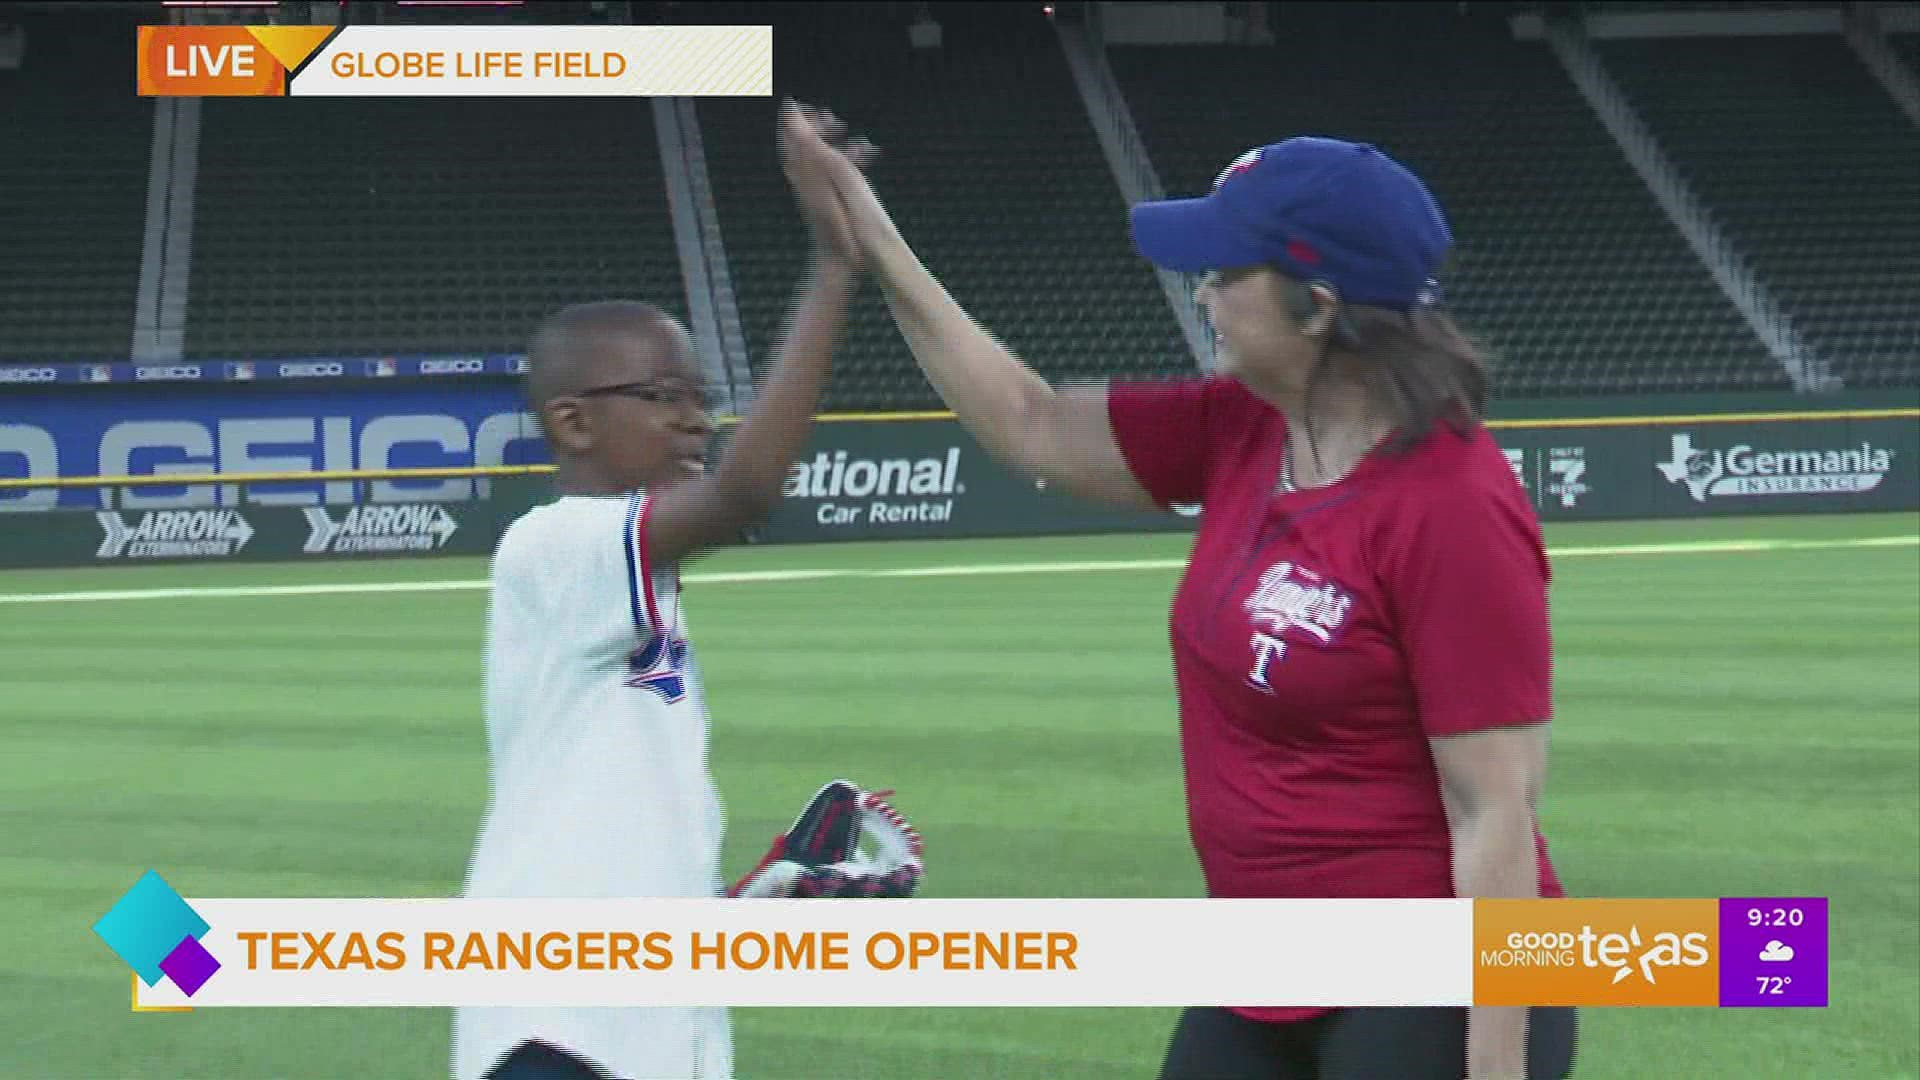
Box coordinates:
[577,381,713,412]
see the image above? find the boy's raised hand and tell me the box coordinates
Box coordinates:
[778,99,878,266]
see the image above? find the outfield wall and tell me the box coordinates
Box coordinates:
[0,363,1913,568]
[739,405,1920,544]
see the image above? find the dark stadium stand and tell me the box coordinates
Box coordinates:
[1600,34,1920,387]
[0,13,151,363]
[1109,5,1792,397]
[1892,33,1920,73]
[371,0,604,24]
[185,96,686,360]
[7,2,1908,405]
[696,2,1191,413]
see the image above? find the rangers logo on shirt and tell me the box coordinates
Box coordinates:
[626,631,689,704]
[1242,560,1355,692]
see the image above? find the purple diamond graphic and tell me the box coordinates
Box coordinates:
[159,935,220,997]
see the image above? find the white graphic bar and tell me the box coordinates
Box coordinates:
[133,898,1473,1008]
[290,26,771,97]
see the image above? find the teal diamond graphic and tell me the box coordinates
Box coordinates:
[94,870,209,986]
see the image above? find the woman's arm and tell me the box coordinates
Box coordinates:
[1431,722,1549,1080]
[781,104,1157,510]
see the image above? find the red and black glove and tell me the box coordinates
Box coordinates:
[729,780,924,899]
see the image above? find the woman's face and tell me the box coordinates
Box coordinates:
[1195,266,1327,396]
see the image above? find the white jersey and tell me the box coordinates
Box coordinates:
[452,493,731,1080]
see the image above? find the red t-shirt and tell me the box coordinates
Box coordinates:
[1107,377,1567,1022]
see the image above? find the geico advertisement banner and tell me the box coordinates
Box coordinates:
[0,354,524,386]
[5,395,1912,539]
[0,382,546,513]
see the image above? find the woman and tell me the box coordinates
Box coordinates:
[780,115,1577,1079]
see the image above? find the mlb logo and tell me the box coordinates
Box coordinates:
[369,359,397,378]
[87,365,113,383]
[227,362,255,381]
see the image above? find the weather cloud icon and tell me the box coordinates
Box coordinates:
[1760,941,1795,962]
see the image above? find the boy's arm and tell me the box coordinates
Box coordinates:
[644,255,856,566]
[644,103,872,566]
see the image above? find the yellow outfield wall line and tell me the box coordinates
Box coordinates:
[0,407,1912,490]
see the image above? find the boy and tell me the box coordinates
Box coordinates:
[452,105,873,1080]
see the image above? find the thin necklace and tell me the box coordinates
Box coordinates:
[665,566,685,641]
[1281,433,1380,494]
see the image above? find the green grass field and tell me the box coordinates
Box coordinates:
[3,512,1917,1079]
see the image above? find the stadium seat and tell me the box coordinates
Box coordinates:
[696,1,1191,413]
[372,0,602,24]
[0,13,150,363]
[185,95,687,359]
[1890,32,1920,74]
[1599,34,1920,388]
[1107,4,1791,398]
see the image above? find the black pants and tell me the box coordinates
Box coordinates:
[484,1040,616,1080]
[1159,1005,1578,1080]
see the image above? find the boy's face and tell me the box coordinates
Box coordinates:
[543,318,715,493]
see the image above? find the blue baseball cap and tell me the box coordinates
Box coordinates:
[1129,137,1452,311]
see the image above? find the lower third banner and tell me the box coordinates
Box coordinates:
[96,874,1829,1010]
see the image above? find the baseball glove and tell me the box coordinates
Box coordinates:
[728,779,924,899]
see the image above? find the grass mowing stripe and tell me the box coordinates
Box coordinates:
[1,518,1913,1079]
[0,533,1912,605]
